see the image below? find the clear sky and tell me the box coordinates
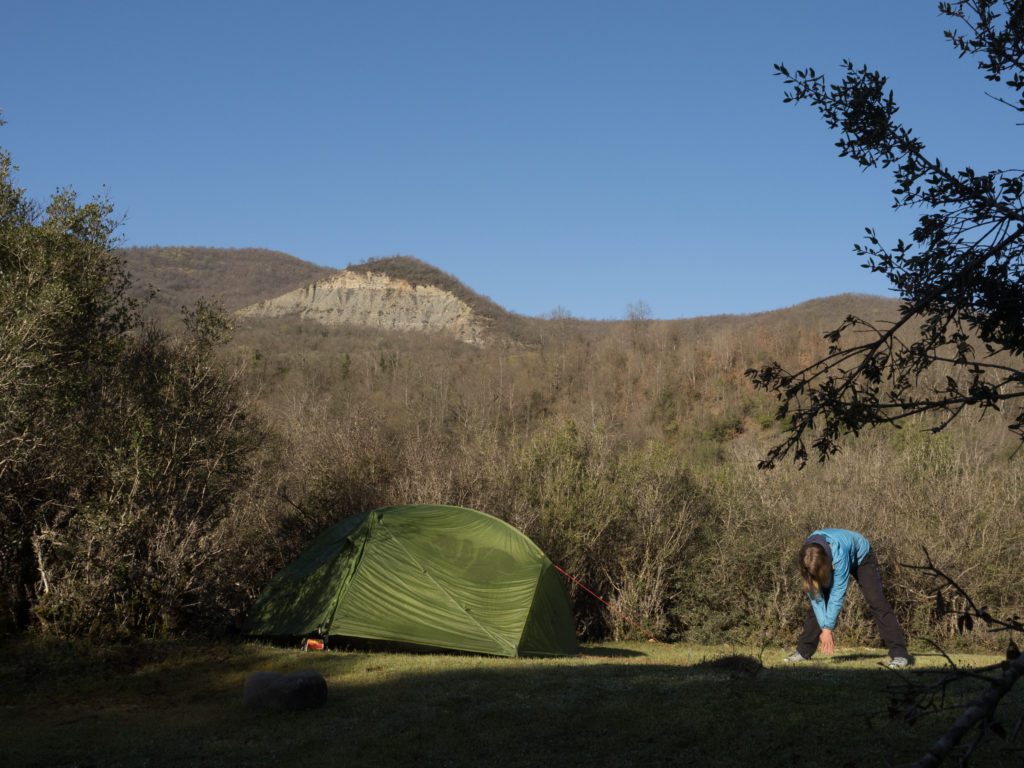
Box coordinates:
[2,1,1017,319]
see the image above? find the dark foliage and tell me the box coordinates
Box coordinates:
[747,1,1024,468]
[0,141,263,638]
[892,551,1024,767]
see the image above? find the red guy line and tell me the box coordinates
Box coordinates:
[553,563,651,637]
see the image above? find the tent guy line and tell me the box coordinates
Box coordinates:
[552,563,657,643]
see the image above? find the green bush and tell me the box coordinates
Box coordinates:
[499,421,709,640]
[0,145,264,639]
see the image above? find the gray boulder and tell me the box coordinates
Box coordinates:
[243,669,327,711]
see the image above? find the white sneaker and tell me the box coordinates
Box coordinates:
[783,651,809,663]
[888,656,910,669]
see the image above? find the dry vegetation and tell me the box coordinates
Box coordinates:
[7,233,1022,652]
[119,246,337,324]
[219,280,1023,650]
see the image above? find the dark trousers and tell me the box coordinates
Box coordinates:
[796,550,908,659]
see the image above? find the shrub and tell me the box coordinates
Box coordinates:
[502,421,709,640]
[0,145,264,639]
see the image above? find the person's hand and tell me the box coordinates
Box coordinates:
[819,628,835,655]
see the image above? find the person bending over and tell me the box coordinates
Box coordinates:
[784,528,910,669]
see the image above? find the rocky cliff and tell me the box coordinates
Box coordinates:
[236,269,492,346]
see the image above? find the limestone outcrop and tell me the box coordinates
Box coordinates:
[237,270,491,346]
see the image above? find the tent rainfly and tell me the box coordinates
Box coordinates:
[244,504,579,657]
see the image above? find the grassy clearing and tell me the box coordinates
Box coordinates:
[1,639,1020,768]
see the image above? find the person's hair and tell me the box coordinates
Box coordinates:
[799,542,833,596]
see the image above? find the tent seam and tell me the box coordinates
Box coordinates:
[321,514,376,634]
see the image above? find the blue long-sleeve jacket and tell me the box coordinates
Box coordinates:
[806,528,871,630]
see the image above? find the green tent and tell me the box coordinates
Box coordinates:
[245,504,579,657]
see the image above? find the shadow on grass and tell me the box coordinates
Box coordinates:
[790,650,954,668]
[580,646,647,658]
[1,642,1020,768]
[803,651,896,665]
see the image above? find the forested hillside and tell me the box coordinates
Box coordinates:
[7,230,1023,651]
[119,246,336,323]
[224,280,1023,648]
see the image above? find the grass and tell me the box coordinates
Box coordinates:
[1,639,1020,768]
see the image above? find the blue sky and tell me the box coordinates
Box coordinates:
[2,1,1018,319]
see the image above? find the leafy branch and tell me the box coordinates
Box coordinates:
[748,4,1024,467]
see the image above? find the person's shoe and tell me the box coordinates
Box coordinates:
[783,651,809,663]
[888,656,910,669]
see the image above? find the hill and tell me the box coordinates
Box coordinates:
[231,286,903,452]
[237,255,528,346]
[120,247,897,350]
[119,246,337,323]
[344,255,514,325]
